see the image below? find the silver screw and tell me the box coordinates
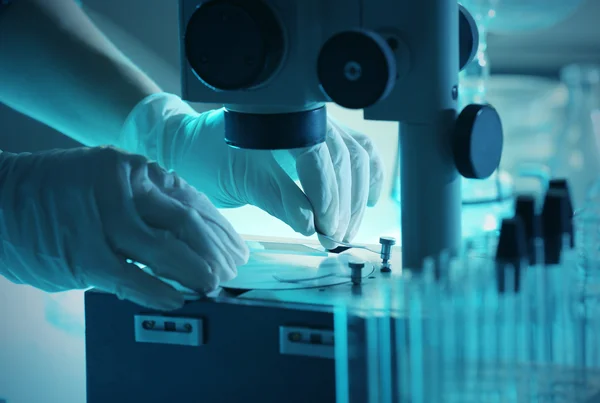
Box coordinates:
[349,260,365,285]
[380,236,396,272]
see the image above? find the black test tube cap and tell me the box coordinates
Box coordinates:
[548,178,574,247]
[514,194,541,265]
[495,217,527,293]
[541,188,572,265]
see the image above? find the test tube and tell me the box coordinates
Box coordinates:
[423,257,442,402]
[481,257,498,365]
[518,261,532,364]
[334,304,351,403]
[534,238,551,364]
[500,264,517,365]
[408,286,425,403]
[394,277,411,402]
[364,287,393,403]
[465,258,480,364]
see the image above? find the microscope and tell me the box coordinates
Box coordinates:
[84,1,504,402]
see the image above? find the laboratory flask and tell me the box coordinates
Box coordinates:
[575,203,600,280]
[458,0,498,105]
[551,64,600,210]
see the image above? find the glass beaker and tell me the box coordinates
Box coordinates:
[551,64,600,210]
[486,75,568,180]
[458,0,499,105]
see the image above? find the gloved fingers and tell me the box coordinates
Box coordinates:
[245,157,315,236]
[119,228,222,293]
[132,165,247,277]
[291,133,339,237]
[88,255,185,311]
[117,172,226,292]
[133,189,240,282]
[338,131,371,243]
[330,121,385,207]
[166,180,250,267]
[146,161,177,189]
[317,124,352,249]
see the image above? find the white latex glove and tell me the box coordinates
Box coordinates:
[121,94,385,249]
[0,147,248,310]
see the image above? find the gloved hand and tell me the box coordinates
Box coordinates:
[121,94,385,249]
[0,147,248,310]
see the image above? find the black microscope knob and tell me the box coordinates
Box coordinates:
[547,178,575,247]
[541,189,572,264]
[496,217,528,264]
[317,29,397,109]
[458,4,479,71]
[184,0,284,90]
[514,194,541,264]
[548,179,574,217]
[453,104,504,179]
[495,217,528,293]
